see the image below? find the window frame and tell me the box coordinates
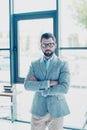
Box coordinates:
[11,10,58,83]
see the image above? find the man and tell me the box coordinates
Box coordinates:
[24,32,70,130]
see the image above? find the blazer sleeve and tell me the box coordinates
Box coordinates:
[24,62,49,91]
[42,61,70,96]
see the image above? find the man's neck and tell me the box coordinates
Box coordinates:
[45,56,52,60]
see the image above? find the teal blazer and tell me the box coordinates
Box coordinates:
[24,54,70,118]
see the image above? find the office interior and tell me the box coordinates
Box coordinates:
[0,0,87,130]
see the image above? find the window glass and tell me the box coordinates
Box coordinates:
[14,0,56,13]
[18,18,53,78]
[0,51,10,83]
[60,50,87,86]
[60,50,87,128]
[0,0,9,48]
[60,0,87,47]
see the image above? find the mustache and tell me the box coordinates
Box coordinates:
[44,51,53,57]
[45,49,51,52]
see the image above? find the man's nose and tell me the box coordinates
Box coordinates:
[46,45,50,49]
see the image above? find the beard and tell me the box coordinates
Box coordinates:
[44,50,54,57]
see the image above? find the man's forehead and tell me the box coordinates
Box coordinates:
[41,38,54,43]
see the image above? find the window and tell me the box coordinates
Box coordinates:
[59,0,87,129]
[12,10,57,83]
[18,18,53,78]
[60,0,87,48]
[14,0,56,13]
[0,0,10,83]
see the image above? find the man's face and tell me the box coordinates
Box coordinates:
[41,38,56,58]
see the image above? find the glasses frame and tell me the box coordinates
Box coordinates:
[41,42,55,48]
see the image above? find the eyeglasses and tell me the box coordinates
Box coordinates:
[41,42,55,48]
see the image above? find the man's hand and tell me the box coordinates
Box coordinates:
[29,76,37,81]
[50,80,58,86]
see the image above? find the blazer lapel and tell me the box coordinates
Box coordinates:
[39,58,47,78]
[46,55,58,79]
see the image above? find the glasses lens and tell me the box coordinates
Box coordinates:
[41,43,55,48]
[49,43,54,47]
[41,43,46,48]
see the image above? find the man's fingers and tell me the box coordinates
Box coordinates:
[29,76,37,81]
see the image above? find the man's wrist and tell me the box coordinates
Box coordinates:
[50,80,58,86]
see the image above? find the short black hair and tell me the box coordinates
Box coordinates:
[40,32,56,43]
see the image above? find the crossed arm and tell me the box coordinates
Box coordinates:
[24,62,70,95]
[29,76,58,87]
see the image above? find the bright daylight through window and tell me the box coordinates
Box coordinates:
[60,0,87,129]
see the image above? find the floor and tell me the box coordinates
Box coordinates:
[0,120,30,130]
[0,119,70,130]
